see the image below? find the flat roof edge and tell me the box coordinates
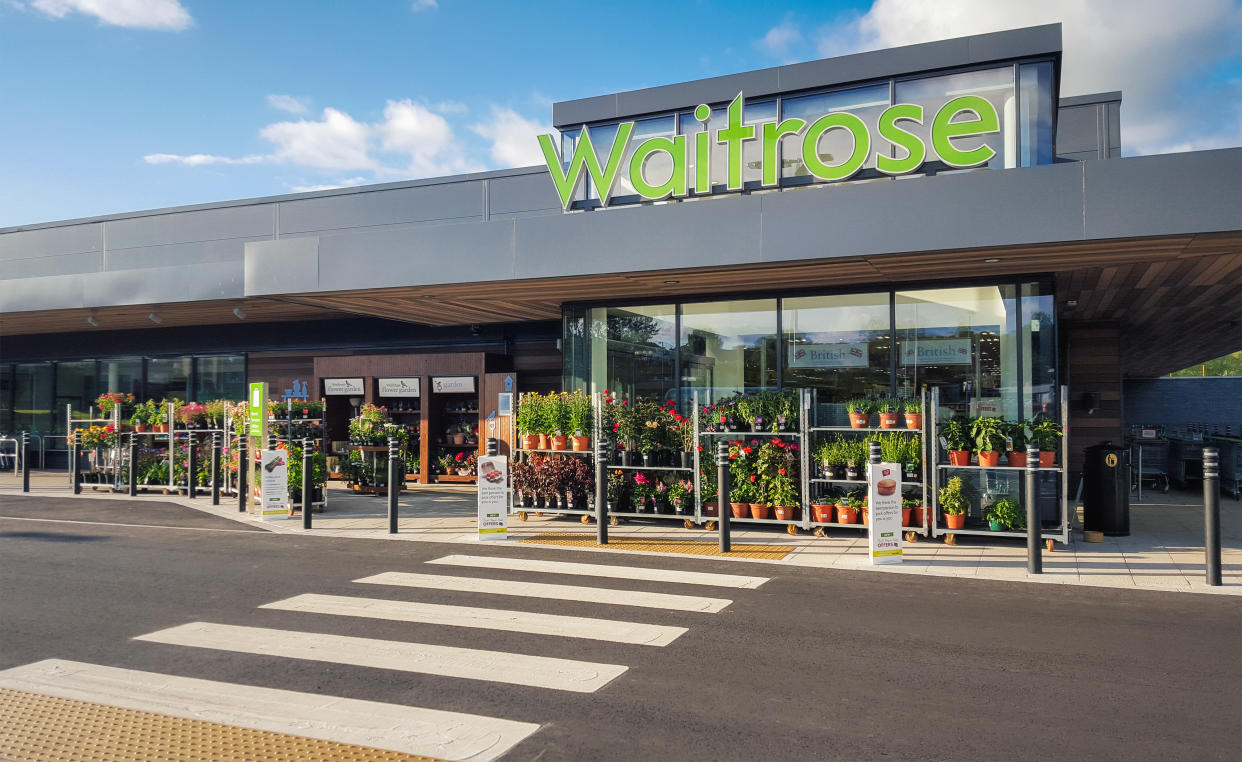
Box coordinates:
[1060,91,1123,107]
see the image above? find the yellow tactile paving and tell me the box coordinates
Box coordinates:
[0,688,445,762]
[520,533,794,560]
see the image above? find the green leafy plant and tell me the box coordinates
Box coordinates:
[941,417,972,451]
[516,392,539,437]
[985,497,1024,529]
[970,417,1006,453]
[550,392,573,436]
[874,398,897,414]
[938,476,968,515]
[1027,418,1063,451]
[846,398,873,415]
[901,397,922,414]
[567,390,593,435]
[1003,420,1028,451]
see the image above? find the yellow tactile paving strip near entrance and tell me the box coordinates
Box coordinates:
[0,688,445,762]
[520,533,793,560]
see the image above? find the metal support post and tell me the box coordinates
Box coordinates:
[1204,447,1221,586]
[1026,445,1042,574]
[596,438,608,544]
[387,437,399,534]
[302,438,313,529]
[237,439,248,513]
[186,432,197,499]
[71,434,81,495]
[128,434,138,497]
[21,431,30,492]
[716,441,730,553]
[211,433,221,506]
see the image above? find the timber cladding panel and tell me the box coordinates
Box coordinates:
[1065,323,1124,483]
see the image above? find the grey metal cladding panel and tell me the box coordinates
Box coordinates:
[761,163,1084,259]
[278,181,484,235]
[245,237,319,296]
[88,262,243,305]
[488,172,561,215]
[615,70,779,116]
[0,273,86,312]
[105,237,252,272]
[1058,92,1121,108]
[0,222,101,261]
[316,220,515,290]
[1107,103,1121,152]
[1056,151,1099,163]
[3,251,102,280]
[513,196,763,279]
[966,24,1060,64]
[1084,149,1242,239]
[1055,105,1099,154]
[105,204,273,250]
[553,94,618,128]
[780,41,968,94]
[489,208,562,223]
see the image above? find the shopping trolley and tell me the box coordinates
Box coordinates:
[1131,438,1170,494]
[1206,437,1241,500]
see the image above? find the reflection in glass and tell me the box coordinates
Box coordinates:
[1021,282,1057,419]
[895,67,1015,170]
[783,293,891,402]
[781,85,891,181]
[1019,62,1054,167]
[14,362,53,434]
[56,361,96,434]
[100,359,143,401]
[680,100,777,191]
[680,299,778,406]
[611,115,675,200]
[147,358,190,403]
[195,356,245,402]
[590,305,676,404]
[0,364,11,433]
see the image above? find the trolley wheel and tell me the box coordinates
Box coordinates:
[580,514,592,525]
[905,531,919,543]
[684,519,694,529]
[609,516,620,527]
[786,524,799,536]
[1161,478,1169,493]
[162,489,171,495]
[1046,539,1056,552]
[517,511,529,522]
[704,520,716,531]
[535,512,545,517]
[944,533,957,546]
[813,526,826,538]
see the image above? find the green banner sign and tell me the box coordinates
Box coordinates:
[248,382,265,440]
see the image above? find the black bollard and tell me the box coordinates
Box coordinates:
[1026,445,1042,574]
[869,440,881,466]
[716,441,730,553]
[211,433,221,505]
[128,434,138,497]
[237,439,248,513]
[71,433,81,495]
[186,432,197,499]
[302,438,313,529]
[1204,447,1221,586]
[387,437,399,534]
[21,431,30,493]
[596,437,608,545]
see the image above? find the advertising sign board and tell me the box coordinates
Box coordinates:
[378,377,420,397]
[787,342,869,368]
[432,376,476,394]
[476,456,508,540]
[866,462,903,564]
[323,378,365,395]
[900,339,972,366]
[259,449,290,521]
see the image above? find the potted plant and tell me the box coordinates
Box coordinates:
[546,392,570,450]
[729,478,754,518]
[699,464,718,516]
[907,496,926,528]
[970,416,1005,467]
[846,398,872,429]
[1004,420,1029,467]
[876,398,899,429]
[939,475,968,529]
[776,390,798,432]
[860,494,870,525]
[568,391,593,451]
[902,397,923,430]
[631,471,654,513]
[845,439,867,480]
[811,493,836,523]
[1027,418,1062,467]
[900,496,917,527]
[836,494,859,524]
[942,417,972,466]
[129,402,150,433]
[768,472,799,521]
[95,392,134,422]
[985,497,1023,531]
[667,479,692,515]
[516,393,541,450]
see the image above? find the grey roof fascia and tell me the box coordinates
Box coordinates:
[552,24,1062,127]
[1060,91,1123,107]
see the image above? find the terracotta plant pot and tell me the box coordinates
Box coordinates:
[977,451,1000,467]
[452,433,467,446]
[861,508,869,525]
[536,434,548,450]
[901,507,913,526]
[155,424,169,433]
[702,502,719,517]
[878,413,898,429]
[521,435,539,451]
[774,505,797,521]
[1007,450,1027,468]
[570,435,591,451]
[948,450,971,466]
[134,424,147,433]
[1039,451,1055,468]
[549,435,568,451]
[848,413,870,429]
[749,503,771,520]
[811,504,835,523]
[910,505,926,527]
[944,513,966,529]
[730,502,749,519]
[905,413,923,430]
[836,505,858,524]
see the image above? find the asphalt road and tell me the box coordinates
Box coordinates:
[2,494,1240,761]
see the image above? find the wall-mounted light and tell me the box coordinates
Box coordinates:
[664,279,680,285]
[1066,299,1078,307]
[148,312,162,324]
[983,258,1000,263]
[86,316,99,327]
[232,307,247,320]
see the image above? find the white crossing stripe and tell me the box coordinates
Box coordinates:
[0,658,538,762]
[262,593,687,646]
[135,622,627,693]
[355,572,732,613]
[428,554,769,589]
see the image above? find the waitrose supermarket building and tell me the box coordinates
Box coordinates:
[1,24,1239,490]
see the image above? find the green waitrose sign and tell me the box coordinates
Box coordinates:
[538,92,1000,210]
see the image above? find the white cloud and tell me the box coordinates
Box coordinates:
[260,107,377,172]
[433,100,468,114]
[266,94,310,114]
[469,106,551,167]
[756,17,803,60]
[811,0,1242,155]
[379,98,479,175]
[30,0,191,30]
[143,152,265,166]
[289,177,368,193]
[411,0,437,12]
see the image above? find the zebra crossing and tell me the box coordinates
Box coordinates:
[0,553,770,761]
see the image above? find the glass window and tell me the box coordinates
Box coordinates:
[558,128,586,206]
[679,299,778,406]
[194,355,245,402]
[147,358,190,402]
[0,364,11,434]
[100,359,143,402]
[895,285,1019,420]
[590,304,676,404]
[1019,62,1054,167]
[611,115,675,201]
[55,361,96,434]
[680,100,777,191]
[14,362,53,435]
[783,293,892,409]
[1021,282,1057,419]
[895,67,1016,171]
[781,85,891,182]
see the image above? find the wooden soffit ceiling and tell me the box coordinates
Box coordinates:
[0,297,349,337]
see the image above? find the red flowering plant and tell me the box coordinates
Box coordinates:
[453,451,478,475]
[95,392,135,419]
[78,424,119,449]
[756,438,800,508]
[726,440,758,503]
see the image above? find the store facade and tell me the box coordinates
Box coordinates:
[1,24,1239,494]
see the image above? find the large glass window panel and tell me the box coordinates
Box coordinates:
[14,362,53,435]
[680,299,777,405]
[896,285,1019,420]
[1021,282,1058,419]
[783,293,892,407]
[55,361,96,434]
[0,364,11,434]
[194,355,245,402]
[781,85,891,182]
[558,128,586,206]
[1019,62,1054,167]
[680,100,777,192]
[610,115,675,201]
[100,359,143,401]
[590,305,676,403]
[147,358,190,403]
[895,67,1016,171]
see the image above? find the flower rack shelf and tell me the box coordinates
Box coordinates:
[435,474,476,483]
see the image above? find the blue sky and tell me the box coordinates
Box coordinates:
[1,0,1238,227]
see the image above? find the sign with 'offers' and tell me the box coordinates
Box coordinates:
[866,462,902,564]
[476,456,508,540]
[787,342,869,368]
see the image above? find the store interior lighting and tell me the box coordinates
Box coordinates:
[233,307,247,320]
[148,312,162,324]
[86,316,99,327]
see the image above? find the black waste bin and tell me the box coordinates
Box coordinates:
[1083,443,1130,536]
